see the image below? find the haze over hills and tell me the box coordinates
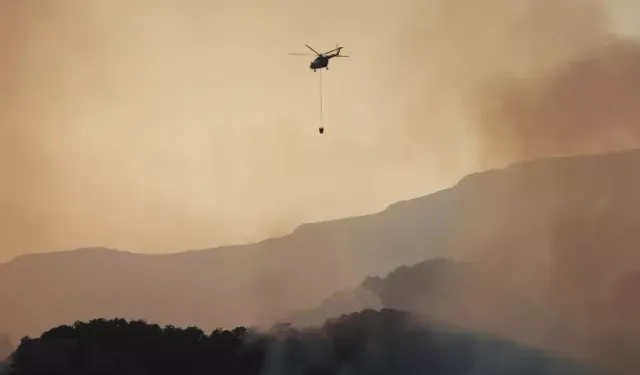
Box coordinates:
[290,256,640,374]
[3,1,640,374]
[0,188,456,334]
[0,179,457,341]
[4,147,640,364]
[287,149,640,374]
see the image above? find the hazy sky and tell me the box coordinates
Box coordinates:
[1,0,639,260]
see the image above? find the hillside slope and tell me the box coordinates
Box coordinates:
[290,254,640,374]
[3,148,640,355]
[0,188,457,340]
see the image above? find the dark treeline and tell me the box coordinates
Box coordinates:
[7,309,599,375]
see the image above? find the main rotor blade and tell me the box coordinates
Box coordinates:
[323,46,343,54]
[305,45,321,56]
[288,53,315,56]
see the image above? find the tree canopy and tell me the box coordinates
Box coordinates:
[8,309,597,375]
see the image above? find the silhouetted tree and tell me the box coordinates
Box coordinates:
[8,310,598,375]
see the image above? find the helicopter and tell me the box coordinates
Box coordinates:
[289,45,349,72]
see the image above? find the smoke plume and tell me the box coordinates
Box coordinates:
[1,0,639,259]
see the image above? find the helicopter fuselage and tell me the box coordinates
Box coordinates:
[310,55,330,71]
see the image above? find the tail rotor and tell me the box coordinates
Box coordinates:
[333,45,348,58]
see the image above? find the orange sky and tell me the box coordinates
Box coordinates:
[1,0,639,261]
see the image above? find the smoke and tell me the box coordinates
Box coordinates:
[421,0,640,167]
[1,0,639,260]
[4,2,640,371]
[381,0,637,168]
[475,38,640,166]
[0,0,444,260]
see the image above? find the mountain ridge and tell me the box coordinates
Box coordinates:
[4,147,640,372]
[8,147,635,266]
